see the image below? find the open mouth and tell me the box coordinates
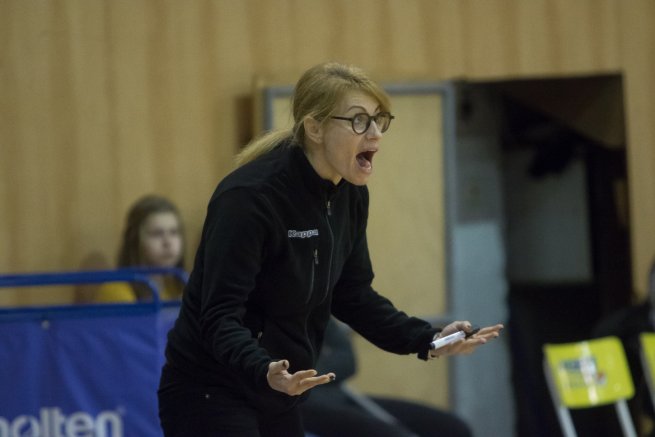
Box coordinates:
[356,150,375,170]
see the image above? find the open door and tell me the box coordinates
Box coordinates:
[449,74,630,437]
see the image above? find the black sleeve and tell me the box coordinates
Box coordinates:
[331,188,437,360]
[198,187,275,388]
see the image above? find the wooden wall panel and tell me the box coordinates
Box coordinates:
[355,92,447,404]
[2,0,655,406]
[618,2,655,295]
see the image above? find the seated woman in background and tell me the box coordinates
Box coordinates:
[94,194,186,303]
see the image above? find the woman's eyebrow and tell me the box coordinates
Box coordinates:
[345,104,383,113]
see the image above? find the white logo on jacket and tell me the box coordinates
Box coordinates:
[287,229,319,238]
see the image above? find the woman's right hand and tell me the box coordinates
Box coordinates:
[429,321,504,358]
[266,359,335,396]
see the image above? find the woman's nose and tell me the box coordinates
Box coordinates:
[162,234,173,247]
[366,120,383,138]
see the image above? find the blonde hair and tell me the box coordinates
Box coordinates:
[236,62,390,167]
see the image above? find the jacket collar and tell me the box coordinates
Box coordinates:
[289,143,345,200]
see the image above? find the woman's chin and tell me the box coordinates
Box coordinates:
[346,169,372,186]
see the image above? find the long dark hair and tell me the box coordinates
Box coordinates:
[117,194,185,300]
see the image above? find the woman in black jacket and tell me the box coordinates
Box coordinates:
[158,62,503,437]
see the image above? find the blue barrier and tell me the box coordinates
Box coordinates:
[0,268,185,437]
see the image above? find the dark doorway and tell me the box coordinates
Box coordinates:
[488,75,633,436]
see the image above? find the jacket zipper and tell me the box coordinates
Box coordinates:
[306,249,318,304]
[322,199,334,304]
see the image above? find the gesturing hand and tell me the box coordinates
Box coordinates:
[266,359,336,396]
[429,320,504,359]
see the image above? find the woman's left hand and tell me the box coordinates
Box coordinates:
[429,320,503,359]
[266,359,336,396]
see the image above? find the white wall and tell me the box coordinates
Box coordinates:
[503,149,592,283]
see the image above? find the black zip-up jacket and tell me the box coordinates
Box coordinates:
[164,141,438,413]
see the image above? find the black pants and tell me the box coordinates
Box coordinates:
[158,364,304,437]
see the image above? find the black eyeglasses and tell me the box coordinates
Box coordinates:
[330,112,395,134]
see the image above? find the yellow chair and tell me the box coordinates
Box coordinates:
[543,336,637,437]
[639,332,655,413]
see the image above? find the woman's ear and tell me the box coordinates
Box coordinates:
[303,116,323,144]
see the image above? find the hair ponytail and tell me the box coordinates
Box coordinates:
[235,129,295,167]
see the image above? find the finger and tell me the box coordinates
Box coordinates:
[454,340,486,355]
[440,320,470,336]
[470,325,503,341]
[292,369,318,380]
[478,324,503,336]
[287,372,332,396]
[299,373,335,388]
[464,325,481,338]
[269,359,290,374]
[467,328,502,345]
[458,320,473,331]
